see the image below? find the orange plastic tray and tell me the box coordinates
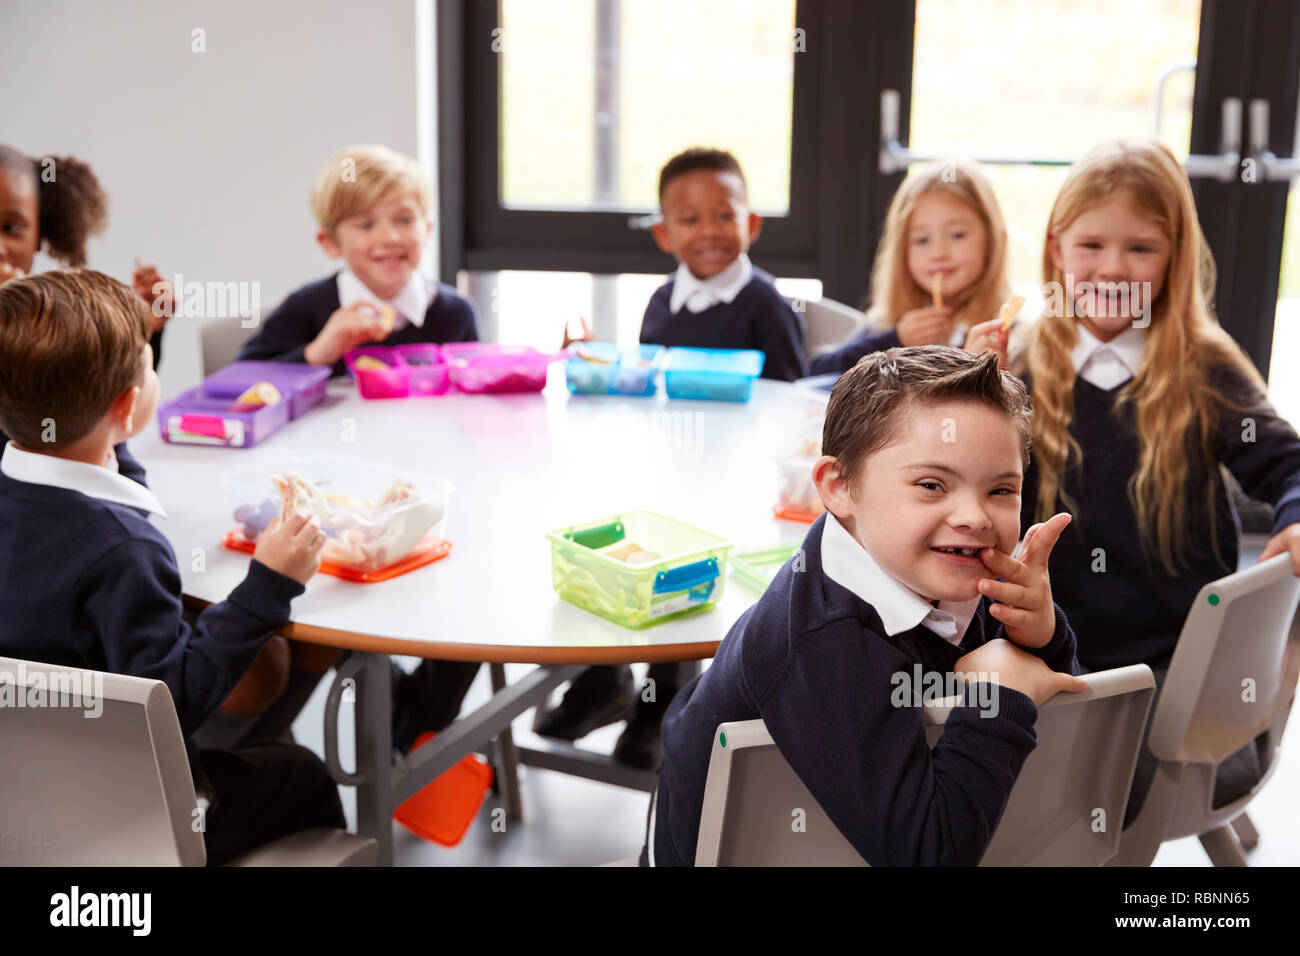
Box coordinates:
[773,503,821,524]
[393,732,494,847]
[222,530,452,582]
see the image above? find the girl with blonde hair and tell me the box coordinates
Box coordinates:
[1013,139,1300,821]
[811,158,1011,375]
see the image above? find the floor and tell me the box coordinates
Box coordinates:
[291,539,1300,867]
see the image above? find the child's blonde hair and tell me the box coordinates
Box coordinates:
[310,144,432,233]
[1024,138,1267,573]
[866,159,1009,328]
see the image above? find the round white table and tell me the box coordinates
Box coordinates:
[131,367,821,863]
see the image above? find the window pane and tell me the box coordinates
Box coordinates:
[500,0,797,213]
[909,0,1201,290]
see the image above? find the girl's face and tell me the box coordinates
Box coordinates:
[0,168,39,274]
[905,192,987,305]
[1049,196,1171,343]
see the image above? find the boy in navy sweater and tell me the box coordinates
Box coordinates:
[237,144,479,377]
[236,145,482,748]
[0,270,344,865]
[540,149,810,766]
[655,347,1087,865]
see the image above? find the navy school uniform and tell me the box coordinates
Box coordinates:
[639,265,808,382]
[0,428,146,486]
[654,512,1080,866]
[0,446,344,864]
[237,273,479,378]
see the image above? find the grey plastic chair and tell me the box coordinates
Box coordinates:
[801,297,864,358]
[1110,553,1300,866]
[0,655,376,867]
[200,314,255,377]
[694,664,1155,866]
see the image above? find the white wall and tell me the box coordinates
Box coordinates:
[1,0,429,397]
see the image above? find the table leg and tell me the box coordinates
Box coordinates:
[353,651,394,866]
[488,662,524,823]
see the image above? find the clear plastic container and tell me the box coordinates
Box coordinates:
[345,344,450,399]
[662,347,765,402]
[565,343,665,396]
[731,543,803,592]
[157,361,329,448]
[774,455,824,523]
[442,343,563,394]
[546,511,732,628]
[223,452,453,575]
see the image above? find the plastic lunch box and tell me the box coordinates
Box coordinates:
[157,361,330,448]
[222,452,454,577]
[546,511,733,628]
[731,543,803,593]
[774,375,832,522]
[564,343,666,396]
[662,347,765,402]
[441,343,565,394]
[345,344,450,399]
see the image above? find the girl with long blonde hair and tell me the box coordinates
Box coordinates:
[811,159,1012,375]
[1014,139,1300,821]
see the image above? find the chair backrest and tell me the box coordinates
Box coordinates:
[1120,553,1300,853]
[801,297,864,357]
[695,664,1155,866]
[200,314,254,378]
[0,656,205,866]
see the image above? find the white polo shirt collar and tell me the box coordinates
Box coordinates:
[2,441,165,516]
[821,512,978,645]
[337,269,436,330]
[669,253,754,315]
[1071,322,1146,390]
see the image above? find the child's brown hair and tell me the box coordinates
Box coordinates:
[824,345,1033,491]
[0,269,149,448]
[0,144,108,267]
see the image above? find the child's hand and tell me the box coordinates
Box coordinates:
[954,638,1087,706]
[0,261,25,284]
[975,512,1073,649]
[1259,521,1300,576]
[896,306,953,346]
[131,262,172,334]
[303,302,392,366]
[252,510,325,585]
[561,315,592,350]
[963,318,1009,368]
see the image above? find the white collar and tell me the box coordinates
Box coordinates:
[669,253,754,314]
[1,441,165,517]
[336,269,435,330]
[820,513,978,644]
[1071,322,1146,386]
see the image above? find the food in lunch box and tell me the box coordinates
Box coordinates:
[269,470,443,570]
[230,381,282,411]
[998,295,1025,333]
[352,355,391,372]
[605,542,661,565]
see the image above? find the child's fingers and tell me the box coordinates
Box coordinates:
[979,547,1026,583]
[1054,672,1089,694]
[1020,513,1072,568]
[977,577,1030,607]
[987,602,1034,630]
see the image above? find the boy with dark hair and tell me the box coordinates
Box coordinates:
[655,346,1086,865]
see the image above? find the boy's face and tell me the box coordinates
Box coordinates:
[815,399,1024,604]
[318,191,431,300]
[0,168,39,275]
[652,169,761,280]
[905,192,987,305]
[1049,196,1170,342]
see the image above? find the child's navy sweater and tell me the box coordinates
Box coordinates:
[1021,367,1300,672]
[639,266,808,382]
[237,273,479,377]
[0,469,304,758]
[809,325,901,376]
[654,513,1079,867]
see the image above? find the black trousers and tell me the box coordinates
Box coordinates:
[199,742,346,867]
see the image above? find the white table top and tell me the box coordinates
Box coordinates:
[131,368,822,663]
